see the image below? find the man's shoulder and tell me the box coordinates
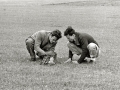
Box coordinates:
[75,32,87,35]
[75,32,82,38]
[36,30,51,36]
[38,30,51,34]
[75,32,83,36]
[76,32,91,37]
[31,30,51,39]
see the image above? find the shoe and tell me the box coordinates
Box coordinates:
[72,61,79,64]
[90,58,96,62]
[84,57,91,62]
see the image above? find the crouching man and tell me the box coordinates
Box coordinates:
[25,29,62,65]
[64,26,100,64]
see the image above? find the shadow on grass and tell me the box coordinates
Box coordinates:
[23,56,95,66]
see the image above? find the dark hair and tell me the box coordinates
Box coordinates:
[64,26,75,36]
[51,29,62,40]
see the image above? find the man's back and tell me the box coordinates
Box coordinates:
[31,30,56,51]
[76,32,99,47]
[31,30,50,41]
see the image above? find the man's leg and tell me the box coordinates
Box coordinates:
[67,42,82,61]
[67,42,82,55]
[25,37,36,61]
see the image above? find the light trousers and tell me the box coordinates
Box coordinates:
[67,42,100,60]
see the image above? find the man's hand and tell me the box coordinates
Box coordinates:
[84,57,91,62]
[84,57,96,63]
[48,57,55,66]
[64,58,72,63]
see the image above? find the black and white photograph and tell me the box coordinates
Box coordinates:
[0,0,120,90]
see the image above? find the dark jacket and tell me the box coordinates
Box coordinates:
[69,32,99,64]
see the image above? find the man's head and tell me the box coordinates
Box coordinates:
[49,29,62,43]
[64,26,76,42]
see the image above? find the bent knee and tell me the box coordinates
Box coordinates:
[26,38,34,46]
[87,43,98,50]
[67,42,74,48]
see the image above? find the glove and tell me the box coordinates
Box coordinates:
[48,57,55,66]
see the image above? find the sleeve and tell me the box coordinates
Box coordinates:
[78,38,89,64]
[69,50,73,60]
[34,33,45,54]
[45,42,57,56]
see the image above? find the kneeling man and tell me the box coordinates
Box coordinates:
[64,26,100,64]
[25,29,62,65]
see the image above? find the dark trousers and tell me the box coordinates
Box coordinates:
[25,37,36,59]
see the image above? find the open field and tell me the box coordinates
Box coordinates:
[0,0,120,90]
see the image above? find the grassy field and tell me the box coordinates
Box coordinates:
[0,0,120,90]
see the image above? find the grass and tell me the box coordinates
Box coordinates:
[0,0,120,90]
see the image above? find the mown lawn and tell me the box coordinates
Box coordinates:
[0,0,120,90]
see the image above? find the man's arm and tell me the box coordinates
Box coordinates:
[45,43,57,56]
[49,42,56,51]
[78,48,88,63]
[34,33,46,55]
[69,50,73,60]
[78,38,88,64]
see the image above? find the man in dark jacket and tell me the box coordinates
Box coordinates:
[25,29,62,65]
[64,26,100,64]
